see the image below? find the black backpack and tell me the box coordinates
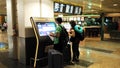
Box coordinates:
[59,25,69,45]
[74,29,84,41]
[74,25,85,41]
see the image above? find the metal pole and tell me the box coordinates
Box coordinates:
[30,17,39,68]
[101,13,105,40]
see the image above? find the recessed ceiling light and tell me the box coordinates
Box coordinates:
[95,12,98,13]
[113,4,118,6]
[101,0,104,1]
[91,10,96,12]
[88,6,91,9]
[88,3,92,6]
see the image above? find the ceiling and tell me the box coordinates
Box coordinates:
[0,0,120,15]
[0,0,6,15]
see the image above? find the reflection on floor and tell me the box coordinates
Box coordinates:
[76,59,93,67]
[0,51,29,68]
[0,31,120,68]
[0,42,8,50]
[82,46,113,53]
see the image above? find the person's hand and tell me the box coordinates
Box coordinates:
[49,32,54,37]
[68,29,75,37]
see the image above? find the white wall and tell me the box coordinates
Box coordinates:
[41,0,54,18]
[7,0,54,63]
[17,0,54,64]
[17,0,54,37]
[24,0,41,27]
[17,0,40,37]
[17,0,25,37]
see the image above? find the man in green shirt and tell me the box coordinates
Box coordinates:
[50,17,74,65]
[50,17,63,53]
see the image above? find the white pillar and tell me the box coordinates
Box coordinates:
[6,0,19,60]
[41,0,54,18]
[17,0,54,64]
[6,0,14,36]
[7,0,54,64]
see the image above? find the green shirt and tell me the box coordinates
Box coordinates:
[53,25,62,44]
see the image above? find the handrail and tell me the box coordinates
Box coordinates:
[30,17,39,68]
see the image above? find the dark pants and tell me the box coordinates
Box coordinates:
[54,43,64,53]
[72,39,80,60]
[54,42,71,62]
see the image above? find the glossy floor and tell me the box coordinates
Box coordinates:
[0,30,120,68]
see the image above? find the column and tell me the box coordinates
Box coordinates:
[18,0,54,64]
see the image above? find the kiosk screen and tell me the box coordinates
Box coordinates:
[36,22,56,36]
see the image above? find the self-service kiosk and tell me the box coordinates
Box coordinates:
[29,17,56,68]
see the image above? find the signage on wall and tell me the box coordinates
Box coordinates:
[54,2,82,15]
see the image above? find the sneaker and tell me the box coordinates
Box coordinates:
[67,61,75,65]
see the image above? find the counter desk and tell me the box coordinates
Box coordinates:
[84,26,101,37]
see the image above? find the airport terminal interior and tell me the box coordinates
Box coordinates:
[0,0,120,68]
[0,28,120,68]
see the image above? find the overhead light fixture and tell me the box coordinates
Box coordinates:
[113,4,118,6]
[58,14,63,17]
[100,0,104,1]
[91,10,95,11]
[88,5,91,9]
[87,0,92,9]
[88,3,92,6]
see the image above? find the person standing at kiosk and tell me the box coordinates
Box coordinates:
[69,20,80,62]
[50,17,74,65]
[50,17,64,53]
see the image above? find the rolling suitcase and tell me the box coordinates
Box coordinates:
[48,49,63,68]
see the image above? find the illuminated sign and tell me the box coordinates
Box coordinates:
[54,2,59,12]
[54,2,82,15]
[65,5,74,14]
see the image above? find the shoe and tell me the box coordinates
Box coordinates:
[72,59,79,62]
[67,61,74,65]
[64,61,74,65]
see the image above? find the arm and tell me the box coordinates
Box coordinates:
[50,25,61,37]
[68,29,75,37]
[50,32,60,37]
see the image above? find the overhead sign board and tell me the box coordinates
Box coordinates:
[54,2,82,15]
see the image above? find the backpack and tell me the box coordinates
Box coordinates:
[74,25,84,41]
[59,25,69,45]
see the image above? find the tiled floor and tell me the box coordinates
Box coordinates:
[0,30,120,68]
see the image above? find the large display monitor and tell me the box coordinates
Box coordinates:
[36,22,56,36]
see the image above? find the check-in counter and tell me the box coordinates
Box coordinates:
[84,26,101,37]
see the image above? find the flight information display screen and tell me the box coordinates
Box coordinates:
[36,22,56,36]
